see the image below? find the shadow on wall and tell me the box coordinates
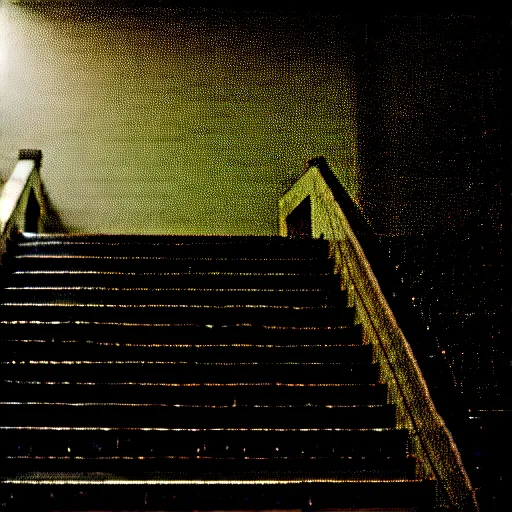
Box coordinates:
[286,196,312,239]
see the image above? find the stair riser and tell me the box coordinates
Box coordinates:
[0,323,363,344]
[1,404,396,428]
[16,234,329,249]
[5,273,340,290]
[0,383,387,405]
[2,458,417,479]
[1,428,408,457]
[1,343,373,363]
[2,289,345,307]
[0,305,355,326]
[14,244,329,258]
[0,482,437,510]
[10,257,334,274]
[1,364,380,384]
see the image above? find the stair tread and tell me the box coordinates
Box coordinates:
[2,458,417,477]
[9,256,334,274]
[1,368,380,384]
[15,244,328,257]
[0,322,364,344]
[1,428,408,457]
[1,470,426,483]
[1,403,396,428]
[0,343,373,363]
[14,233,324,246]
[0,305,356,328]
[0,480,437,510]
[8,270,337,281]
[1,288,345,307]
[0,382,388,407]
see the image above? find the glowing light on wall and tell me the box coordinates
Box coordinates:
[0,3,7,73]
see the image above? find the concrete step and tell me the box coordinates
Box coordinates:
[2,287,345,307]
[0,303,355,326]
[0,322,363,345]
[0,338,373,363]
[1,427,407,458]
[15,235,329,258]
[5,270,340,290]
[2,456,417,480]
[17,233,327,246]
[1,360,380,384]
[9,254,334,274]
[0,479,438,511]
[1,403,396,429]
[0,234,436,512]
[0,382,387,406]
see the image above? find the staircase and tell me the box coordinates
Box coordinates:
[0,232,438,510]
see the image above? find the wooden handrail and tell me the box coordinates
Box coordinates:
[279,157,479,512]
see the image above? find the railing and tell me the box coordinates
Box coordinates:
[279,157,479,512]
[0,150,61,263]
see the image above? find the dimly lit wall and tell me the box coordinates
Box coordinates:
[0,1,359,234]
[354,15,505,237]
[351,14,508,405]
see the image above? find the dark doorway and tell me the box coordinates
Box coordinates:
[286,196,312,238]
[25,189,41,233]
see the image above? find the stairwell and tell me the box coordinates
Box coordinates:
[0,232,439,510]
[0,151,480,511]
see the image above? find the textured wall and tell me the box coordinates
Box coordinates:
[0,2,359,234]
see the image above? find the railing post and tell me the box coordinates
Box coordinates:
[18,149,42,170]
[0,149,46,262]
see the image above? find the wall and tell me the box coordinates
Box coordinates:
[0,1,359,234]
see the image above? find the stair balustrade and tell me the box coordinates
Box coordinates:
[279,156,479,512]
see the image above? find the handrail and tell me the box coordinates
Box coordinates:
[279,157,479,512]
[0,150,61,263]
